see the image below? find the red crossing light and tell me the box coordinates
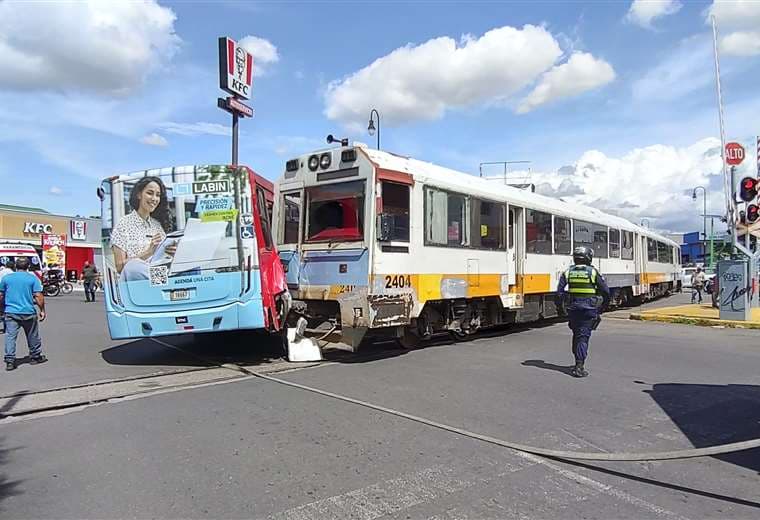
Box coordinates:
[739,177,758,202]
[747,204,760,224]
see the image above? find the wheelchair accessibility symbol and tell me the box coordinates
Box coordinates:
[240,225,254,239]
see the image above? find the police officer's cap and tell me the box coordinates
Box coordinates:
[573,246,593,265]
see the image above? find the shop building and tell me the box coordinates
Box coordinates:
[0,204,102,278]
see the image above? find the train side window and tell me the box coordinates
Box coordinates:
[657,241,668,263]
[647,238,658,262]
[472,199,505,250]
[425,187,469,247]
[554,216,571,255]
[282,192,301,245]
[573,220,593,251]
[592,224,608,258]
[508,208,515,249]
[447,193,469,246]
[526,209,552,254]
[379,182,410,242]
[621,231,634,260]
[609,229,620,258]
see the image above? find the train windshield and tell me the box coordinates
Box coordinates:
[304,181,365,243]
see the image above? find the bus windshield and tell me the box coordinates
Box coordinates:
[304,181,365,243]
[101,165,256,308]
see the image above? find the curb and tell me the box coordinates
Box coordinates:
[630,313,760,329]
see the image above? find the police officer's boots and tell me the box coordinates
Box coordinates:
[571,362,588,378]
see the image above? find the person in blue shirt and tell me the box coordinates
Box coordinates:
[556,246,610,378]
[0,256,47,371]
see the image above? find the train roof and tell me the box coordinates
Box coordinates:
[357,146,679,249]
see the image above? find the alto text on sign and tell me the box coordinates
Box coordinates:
[726,142,745,166]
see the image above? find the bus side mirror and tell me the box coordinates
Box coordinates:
[96,187,105,201]
[377,213,393,242]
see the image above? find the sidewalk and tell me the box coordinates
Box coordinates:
[630,302,760,329]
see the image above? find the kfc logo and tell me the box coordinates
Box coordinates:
[24,222,53,234]
[70,220,87,241]
[219,37,254,100]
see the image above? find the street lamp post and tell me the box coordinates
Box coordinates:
[692,186,708,267]
[367,109,380,150]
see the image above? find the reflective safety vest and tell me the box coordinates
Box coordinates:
[566,265,598,296]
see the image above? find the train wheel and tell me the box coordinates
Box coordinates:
[398,326,420,349]
[449,329,469,342]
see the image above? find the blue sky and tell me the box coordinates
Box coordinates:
[1,0,759,232]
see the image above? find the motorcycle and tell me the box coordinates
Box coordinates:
[42,271,72,297]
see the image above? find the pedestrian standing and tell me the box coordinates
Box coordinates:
[0,259,11,334]
[0,259,13,281]
[0,257,47,371]
[691,267,706,304]
[557,246,610,378]
[81,260,98,302]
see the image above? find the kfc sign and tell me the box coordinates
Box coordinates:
[70,220,87,241]
[218,37,254,100]
[24,222,53,234]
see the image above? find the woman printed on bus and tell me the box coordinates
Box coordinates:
[110,176,177,281]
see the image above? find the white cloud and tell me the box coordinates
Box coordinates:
[530,137,724,232]
[0,0,179,96]
[325,25,566,126]
[707,0,760,56]
[140,133,168,147]
[49,186,64,196]
[159,122,231,137]
[238,36,280,76]
[721,30,760,56]
[516,52,615,113]
[626,0,682,29]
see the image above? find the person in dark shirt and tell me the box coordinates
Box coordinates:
[81,261,99,303]
[556,246,610,378]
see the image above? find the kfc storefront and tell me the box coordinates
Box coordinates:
[0,206,101,279]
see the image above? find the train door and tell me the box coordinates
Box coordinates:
[507,206,522,286]
[637,234,647,296]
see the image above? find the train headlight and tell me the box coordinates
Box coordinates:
[308,155,319,171]
[320,153,332,169]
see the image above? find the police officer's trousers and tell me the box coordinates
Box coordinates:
[567,308,598,363]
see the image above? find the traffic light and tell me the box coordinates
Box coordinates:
[739,176,758,201]
[748,204,760,223]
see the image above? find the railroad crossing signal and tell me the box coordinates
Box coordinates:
[748,204,760,224]
[739,177,758,202]
[736,175,760,238]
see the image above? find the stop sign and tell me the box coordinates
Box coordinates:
[726,142,745,166]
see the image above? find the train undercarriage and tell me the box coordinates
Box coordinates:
[290,281,677,350]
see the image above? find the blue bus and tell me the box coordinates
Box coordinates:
[98,165,289,339]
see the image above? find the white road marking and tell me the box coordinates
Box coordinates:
[268,465,473,520]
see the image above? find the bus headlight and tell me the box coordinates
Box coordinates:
[320,153,332,169]
[308,155,319,171]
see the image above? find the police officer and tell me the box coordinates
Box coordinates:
[557,246,610,378]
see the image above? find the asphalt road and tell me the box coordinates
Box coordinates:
[0,293,284,397]
[0,295,758,519]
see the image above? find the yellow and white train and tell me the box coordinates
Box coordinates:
[273,144,681,349]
